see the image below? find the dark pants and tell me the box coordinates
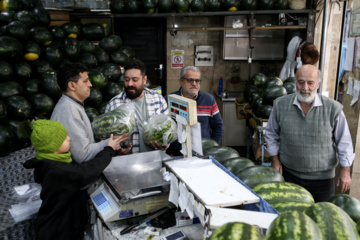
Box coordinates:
[282,168,335,202]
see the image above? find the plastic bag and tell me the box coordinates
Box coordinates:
[279,36,302,81]
[92,103,136,141]
[144,115,177,146]
[8,183,42,222]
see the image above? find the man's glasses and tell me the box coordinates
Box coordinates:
[182,77,202,84]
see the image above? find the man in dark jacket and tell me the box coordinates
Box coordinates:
[22,120,128,240]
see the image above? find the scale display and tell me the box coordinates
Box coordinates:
[91,184,121,222]
[168,94,197,125]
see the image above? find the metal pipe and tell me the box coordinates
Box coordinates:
[319,0,329,94]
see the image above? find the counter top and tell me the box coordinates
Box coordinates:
[214,91,243,102]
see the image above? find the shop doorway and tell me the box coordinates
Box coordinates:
[114,17,167,96]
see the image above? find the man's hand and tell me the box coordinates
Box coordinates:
[270,155,282,174]
[116,143,132,155]
[337,167,352,193]
[111,134,132,155]
[148,141,169,151]
[107,134,129,151]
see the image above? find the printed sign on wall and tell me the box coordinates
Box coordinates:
[171,50,184,69]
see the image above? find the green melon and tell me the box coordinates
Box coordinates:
[88,69,107,90]
[85,88,103,108]
[6,95,32,120]
[85,107,99,122]
[173,0,190,12]
[99,35,123,54]
[141,0,157,13]
[209,222,265,240]
[157,0,173,12]
[99,63,122,82]
[206,0,222,11]
[250,73,267,89]
[111,50,129,66]
[328,194,360,223]
[29,93,54,115]
[201,137,219,151]
[110,0,125,13]
[272,202,313,214]
[5,20,29,40]
[190,0,206,12]
[235,165,284,188]
[41,72,62,101]
[262,85,287,105]
[283,82,296,94]
[222,157,255,174]
[0,61,13,82]
[14,10,37,28]
[0,125,15,157]
[255,104,272,119]
[79,52,98,68]
[203,146,240,163]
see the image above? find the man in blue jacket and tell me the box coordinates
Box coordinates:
[167,66,224,155]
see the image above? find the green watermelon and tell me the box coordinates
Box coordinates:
[0,36,23,60]
[29,27,53,46]
[274,0,289,9]
[110,0,125,13]
[41,72,62,101]
[202,137,219,151]
[244,85,260,102]
[5,20,30,40]
[125,0,141,13]
[24,78,40,96]
[99,63,121,82]
[24,41,41,61]
[157,0,173,12]
[81,23,105,41]
[242,0,257,10]
[6,119,31,150]
[190,0,206,12]
[32,6,50,27]
[99,35,123,54]
[85,88,103,108]
[235,165,284,189]
[29,93,54,115]
[97,102,108,115]
[103,81,122,101]
[173,0,190,12]
[253,181,315,204]
[272,202,313,214]
[266,211,323,240]
[92,108,136,141]
[0,11,15,26]
[209,222,265,240]
[304,202,360,240]
[79,52,98,68]
[119,45,135,60]
[222,157,255,174]
[14,61,32,81]
[0,99,7,123]
[0,61,13,82]
[141,0,157,13]
[111,50,129,66]
[6,95,32,120]
[32,59,54,77]
[79,39,95,53]
[50,26,66,41]
[250,73,267,89]
[85,107,99,122]
[206,0,222,11]
[255,104,272,119]
[0,81,24,100]
[44,44,62,66]
[0,125,15,157]
[252,97,263,115]
[93,48,110,65]
[328,194,360,223]
[61,22,82,38]
[63,37,80,60]
[262,85,287,105]
[258,0,274,9]
[14,10,37,28]
[144,117,177,145]
[284,76,296,84]
[249,91,262,106]
[88,69,107,90]
[223,0,241,11]
[264,77,283,88]
[203,146,240,163]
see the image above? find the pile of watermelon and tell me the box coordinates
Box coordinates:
[0,0,136,156]
[110,0,294,14]
[244,72,295,119]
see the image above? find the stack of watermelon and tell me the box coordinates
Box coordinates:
[244,72,289,119]
[0,0,136,156]
[110,0,291,14]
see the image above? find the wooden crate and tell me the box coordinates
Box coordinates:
[235,97,252,119]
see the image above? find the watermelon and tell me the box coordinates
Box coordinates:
[255,104,272,119]
[29,93,54,115]
[81,23,105,41]
[264,77,283,88]
[274,0,289,9]
[92,108,136,141]
[250,73,267,89]
[209,222,265,240]
[304,202,360,240]
[0,99,7,123]
[79,52,98,68]
[103,81,122,100]
[24,41,41,61]
[252,97,263,115]
[206,0,222,11]
[223,0,241,11]
[6,95,32,120]
[235,165,284,188]
[141,0,157,13]
[0,81,24,100]
[41,72,62,101]
[14,61,32,81]
[242,0,257,10]
[173,0,190,12]
[24,78,40,96]
[253,181,315,204]
[63,37,80,60]
[44,44,62,66]
[0,36,23,60]
[0,125,15,157]
[258,0,274,9]
[262,85,287,105]
[119,45,135,60]
[32,59,54,77]
[284,76,296,84]
[6,119,31,150]
[157,0,173,12]
[5,20,30,40]
[0,11,15,26]
[110,0,125,13]
[125,0,141,13]
[51,26,66,41]
[328,194,360,223]
[190,0,206,12]
[99,63,121,82]
[244,85,259,102]
[266,211,323,240]
[14,10,37,28]
[93,48,110,65]
[272,202,313,214]
[283,82,296,94]
[61,22,81,38]
[0,61,13,82]
[29,27,53,46]
[222,157,255,174]
[203,146,240,163]
[144,115,177,146]
[97,102,108,115]
[85,88,103,108]
[201,137,219,150]
[99,35,123,54]
[32,7,50,27]
[88,69,107,90]
[249,91,262,106]
[79,40,95,53]
[85,107,99,122]
[111,50,129,66]
[0,0,20,11]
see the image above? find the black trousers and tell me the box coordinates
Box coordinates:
[282,167,335,202]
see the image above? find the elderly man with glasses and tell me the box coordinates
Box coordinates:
[166,66,224,156]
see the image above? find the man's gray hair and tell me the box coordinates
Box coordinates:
[295,65,322,83]
[180,66,201,79]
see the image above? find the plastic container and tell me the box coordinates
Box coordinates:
[218,77,223,95]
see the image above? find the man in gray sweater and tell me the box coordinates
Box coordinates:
[265,64,354,202]
[51,63,131,163]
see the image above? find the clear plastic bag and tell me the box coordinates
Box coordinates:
[92,103,136,141]
[8,183,42,222]
[144,115,177,146]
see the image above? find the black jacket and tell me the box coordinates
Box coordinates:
[23,146,115,240]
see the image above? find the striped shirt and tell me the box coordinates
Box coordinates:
[105,87,169,153]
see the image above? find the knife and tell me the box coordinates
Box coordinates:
[120,207,171,235]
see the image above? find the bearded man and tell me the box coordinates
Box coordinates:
[105,59,169,153]
[265,64,355,202]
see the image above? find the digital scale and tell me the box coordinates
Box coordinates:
[90,150,174,222]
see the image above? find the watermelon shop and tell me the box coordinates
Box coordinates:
[1,0,360,239]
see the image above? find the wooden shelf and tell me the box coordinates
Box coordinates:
[173,25,307,31]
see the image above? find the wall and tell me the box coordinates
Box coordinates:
[165,16,284,96]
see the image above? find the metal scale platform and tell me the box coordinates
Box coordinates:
[90,150,174,222]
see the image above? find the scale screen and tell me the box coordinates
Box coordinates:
[92,189,119,220]
[168,94,197,125]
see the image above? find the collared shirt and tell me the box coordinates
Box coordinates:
[265,94,355,167]
[105,87,169,153]
[64,94,84,107]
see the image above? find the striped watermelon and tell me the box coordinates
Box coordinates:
[252,181,314,204]
[266,211,324,240]
[202,137,219,151]
[328,194,360,223]
[235,166,284,189]
[222,157,255,174]
[209,222,265,240]
[304,202,360,240]
[272,202,314,214]
[203,146,240,163]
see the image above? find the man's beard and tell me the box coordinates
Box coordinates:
[296,89,317,103]
[125,86,143,99]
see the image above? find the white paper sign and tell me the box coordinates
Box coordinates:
[169,173,179,207]
[345,38,355,71]
[347,77,354,95]
[191,123,203,156]
[186,193,195,219]
[350,80,360,106]
[179,182,189,213]
[171,50,184,69]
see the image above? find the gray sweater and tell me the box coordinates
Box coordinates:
[51,94,108,163]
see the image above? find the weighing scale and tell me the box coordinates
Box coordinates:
[90,150,174,222]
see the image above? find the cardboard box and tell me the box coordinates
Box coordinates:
[235,97,252,119]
